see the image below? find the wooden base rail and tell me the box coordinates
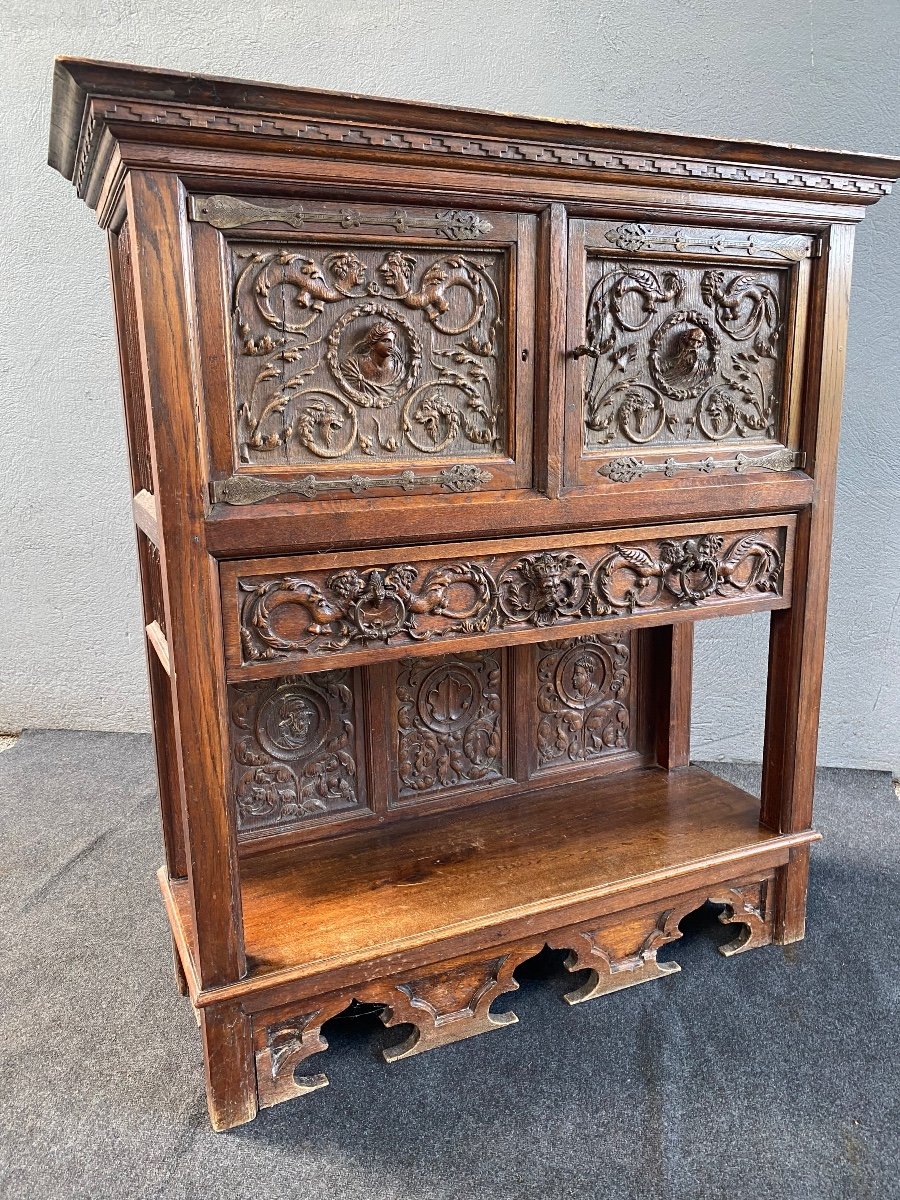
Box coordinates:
[170,861,795,1129]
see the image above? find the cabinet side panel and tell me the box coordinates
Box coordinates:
[108,223,186,879]
[125,172,246,987]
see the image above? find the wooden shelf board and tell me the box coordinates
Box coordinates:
[163,765,818,1006]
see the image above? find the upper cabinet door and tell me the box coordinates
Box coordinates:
[190,194,535,509]
[564,218,814,501]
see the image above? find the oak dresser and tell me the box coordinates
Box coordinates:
[48,57,899,1130]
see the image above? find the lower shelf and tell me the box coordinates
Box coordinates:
[163,764,817,1007]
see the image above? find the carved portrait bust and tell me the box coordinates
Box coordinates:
[342,320,407,400]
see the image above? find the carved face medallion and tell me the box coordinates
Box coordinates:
[257,684,327,757]
[649,310,719,400]
[328,305,421,408]
[556,644,610,709]
[229,671,363,834]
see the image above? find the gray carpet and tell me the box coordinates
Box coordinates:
[1,729,898,1200]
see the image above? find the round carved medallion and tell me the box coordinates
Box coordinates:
[555,643,611,709]
[649,309,719,400]
[326,302,422,408]
[417,664,479,733]
[256,682,328,758]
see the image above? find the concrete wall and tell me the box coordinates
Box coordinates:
[1,0,898,768]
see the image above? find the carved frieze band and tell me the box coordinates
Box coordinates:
[190,194,494,240]
[233,524,787,666]
[211,464,492,505]
[598,447,804,483]
[75,98,893,201]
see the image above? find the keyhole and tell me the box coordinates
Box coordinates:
[521,348,529,362]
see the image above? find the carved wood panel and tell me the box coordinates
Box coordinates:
[532,634,635,772]
[393,650,507,802]
[228,670,368,837]
[566,220,812,489]
[194,198,533,503]
[222,518,793,675]
[583,257,786,450]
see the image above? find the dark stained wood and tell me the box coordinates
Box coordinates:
[761,223,856,942]
[199,1003,257,1131]
[205,474,815,559]
[221,516,795,678]
[108,225,185,881]
[48,58,896,1129]
[125,171,246,989]
[48,57,900,207]
[649,623,694,770]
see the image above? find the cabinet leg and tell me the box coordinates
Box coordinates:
[172,935,189,997]
[200,1003,258,1131]
[773,845,811,945]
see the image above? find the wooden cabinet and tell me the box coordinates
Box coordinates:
[48,56,899,1131]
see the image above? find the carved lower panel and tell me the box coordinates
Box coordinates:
[375,946,541,1060]
[395,649,506,800]
[254,995,353,1108]
[533,634,634,771]
[249,872,776,1109]
[228,670,367,835]
[547,903,695,1004]
[228,521,791,669]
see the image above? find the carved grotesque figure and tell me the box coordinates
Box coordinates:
[670,324,711,383]
[527,552,566,613]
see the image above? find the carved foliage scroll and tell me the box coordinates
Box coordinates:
[580,244,789,452]
[227,227,507,473]
[228,671,365,834]
[534,634,633,770]
[234,526,786,664]
[396,651,505,799]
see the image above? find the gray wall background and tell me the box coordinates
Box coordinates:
[1,0,897,768]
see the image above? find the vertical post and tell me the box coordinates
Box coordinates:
[649,623,694,770]
[536,203,568,498]
[762,223,856,943]
[200,1004,258,1131]
[125,170,246,988]
[108,225,188,881]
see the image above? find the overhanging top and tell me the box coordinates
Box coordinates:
[48,56,900,213]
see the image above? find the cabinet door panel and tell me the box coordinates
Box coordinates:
[564,218,813,499]
[190,194,536,509]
